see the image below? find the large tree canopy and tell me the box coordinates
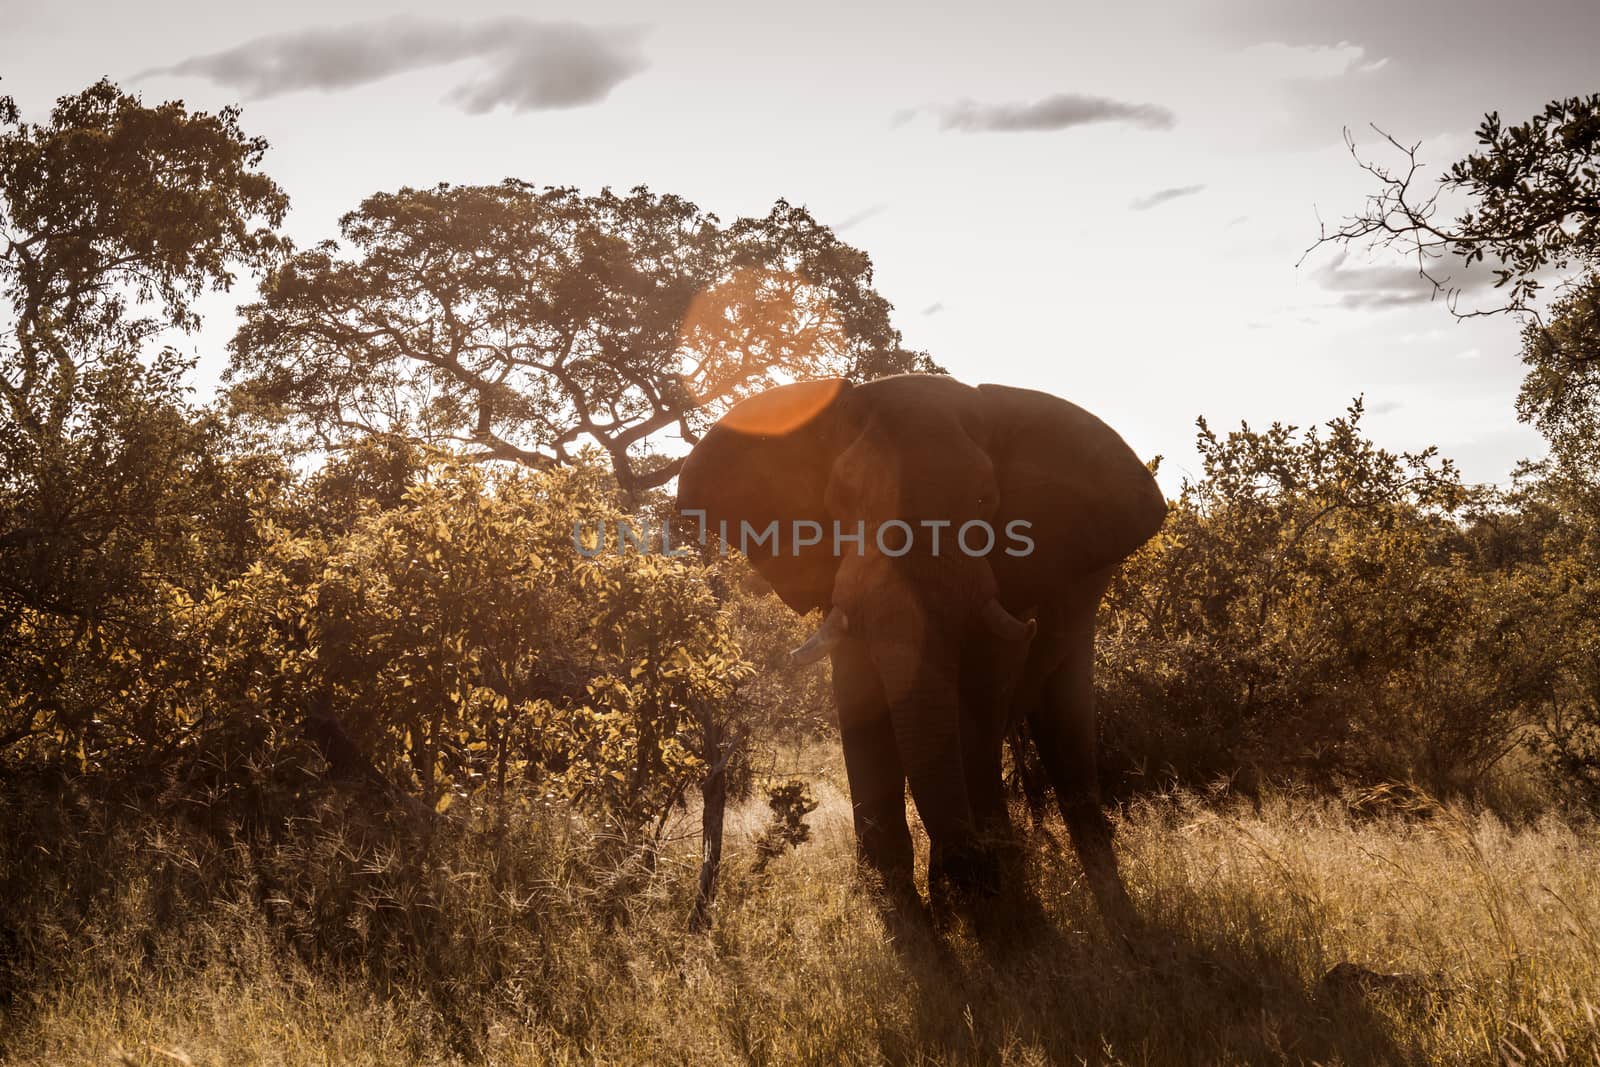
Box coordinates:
[0,79,286,610]
[228,181,937,493]
[1,79,287,435]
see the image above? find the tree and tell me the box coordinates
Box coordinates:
[0,79,287,754]
[1312,96,1600,555]
[1308,94,1600,314]
[0,79,286,437]
[0,77,288,615]
[227,181,938,494]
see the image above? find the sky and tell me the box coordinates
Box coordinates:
[4,0,1597,492]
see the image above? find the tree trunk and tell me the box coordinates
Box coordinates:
[690,712,728,933]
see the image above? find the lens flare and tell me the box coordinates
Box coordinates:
[715,377,846,436]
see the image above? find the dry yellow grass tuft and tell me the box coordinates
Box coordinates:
[4,776,1598,1066]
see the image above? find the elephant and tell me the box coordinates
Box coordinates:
[675,373,1166,923]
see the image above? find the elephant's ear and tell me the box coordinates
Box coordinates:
[677,379,858,614]
[978,383,1167,579]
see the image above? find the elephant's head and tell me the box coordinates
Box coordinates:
[677,373,1165,856]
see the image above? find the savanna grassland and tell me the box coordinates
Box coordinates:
[4,80,1600,1067]
[4,765,1599,1066]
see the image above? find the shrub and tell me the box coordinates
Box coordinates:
[1097,401,1560,798]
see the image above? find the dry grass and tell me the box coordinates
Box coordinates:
[3,771,1599,1066]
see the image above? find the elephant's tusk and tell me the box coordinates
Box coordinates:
[981,598,1036,643]
[790,607,849,666]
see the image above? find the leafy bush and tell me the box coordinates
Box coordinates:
[1097,401,1561,798]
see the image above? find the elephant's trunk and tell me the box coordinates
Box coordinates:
[873,638,976,851]
[821,552,1030,885]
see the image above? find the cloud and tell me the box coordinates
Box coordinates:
[1309,250,1569,313]
[834,203,888,232]
[1369,399,1404,414]
[928,92,1175,133]
[923,301,945,316]
[1241,40,1388,80]
[1129,184,1206,211]
[1307,251,1490,309]
[139,16,647,112]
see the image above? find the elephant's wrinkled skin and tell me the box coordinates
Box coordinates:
[676,374,1166,921]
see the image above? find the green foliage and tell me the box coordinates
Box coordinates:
[227,181,938,492]
[1322,94,1600,314]
[0,80,289,757]
[1324,97,1600,485]
[528,548,753,834]
[187,453,578,798]
[0,81,827,863]
[1,419,793,848]
[0,78,287,356]
[1498,437,1600,814]
[163,451,760,836]
[1313,93,1600,808]
[1444,96,1600,306]
[1098,401,1558,796]
[1518,272,1600,451]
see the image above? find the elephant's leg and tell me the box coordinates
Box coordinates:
[959,623,1036,844]
[950,706,1019,905]
[958,651,1010,842]
[872,646,984,898]
[1027,568,1136,927]
[832,636,915,899]
[960,706,1009,840]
